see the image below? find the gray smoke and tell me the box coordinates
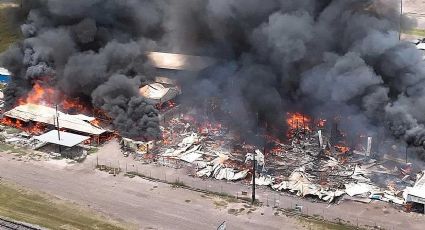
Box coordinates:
[0,0,163,139]
[2,0,425,152]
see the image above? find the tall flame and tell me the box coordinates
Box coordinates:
[286,112,311,131]
[18,82,56,105]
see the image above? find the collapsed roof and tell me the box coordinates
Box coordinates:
[405,171,425,204]
[4,104,106,135]
[139,83,181,104]
[147,52,216,71]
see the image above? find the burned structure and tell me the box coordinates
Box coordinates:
[1,0,425,212]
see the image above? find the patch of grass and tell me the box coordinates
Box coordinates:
[0,143,27,155]
[405,28,425,37]
[0,182,131,230]
[298,217,365,230]
[170,179,186,188]
[87,147,99,155]
[0,3,21,52]
[184,199,191,203]
[213,200,228,208]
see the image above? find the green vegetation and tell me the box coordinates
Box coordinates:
[405,28,425,37]
[87,147,99,155]
[0,3,20,53]
[0,182,131,230]
[298,218,365,230]
[170,179,186,188]
[0,142,27,155]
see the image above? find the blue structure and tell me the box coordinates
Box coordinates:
[0,67,11,83]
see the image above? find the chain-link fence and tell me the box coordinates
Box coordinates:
[93,157,407,230]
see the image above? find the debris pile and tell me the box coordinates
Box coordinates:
[120,112,419,206]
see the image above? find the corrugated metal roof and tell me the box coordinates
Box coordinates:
[35,130,90,147]
[139,83,180,104]
[147,52,216,71]
[4,104,106,135]
[405,171,425,202]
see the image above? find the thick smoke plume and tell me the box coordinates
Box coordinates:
[2,0,425,154]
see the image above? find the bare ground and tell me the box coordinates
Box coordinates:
[1,140,424,230]
[0,146,304,230]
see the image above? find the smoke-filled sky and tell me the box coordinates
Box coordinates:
[2,0,425,150]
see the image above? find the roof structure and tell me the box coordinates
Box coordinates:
[4,104,106,135]
[147,52,216,71]
[0,67,10,76]
[139,83,181,104]
[34,130,90,147]
[405,171,425,202]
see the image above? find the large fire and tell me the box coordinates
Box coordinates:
[17,82,56,105]
[1,117,46,134]
[335,144,350,154]
[287,112,311,132]
[16,81,92,114]
[1,81,102,135]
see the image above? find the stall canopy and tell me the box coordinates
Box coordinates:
[4,104,106,135]
[35,130,90,147]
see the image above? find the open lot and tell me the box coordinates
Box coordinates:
[0,147,307,230]
[0,181,129,230]
[0,1,19,52]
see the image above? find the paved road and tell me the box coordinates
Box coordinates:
[0,151,302,230]
[1,139,425,230]
[92,140,425,230]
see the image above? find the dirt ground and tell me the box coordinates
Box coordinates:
[0,140,424,230]
[0,146,305,230]
[92,140,425,230]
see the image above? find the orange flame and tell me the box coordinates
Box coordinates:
[18,82,56,105]
[317,119,327,127]
[1,117,45,134]
[286,112,311,131]
[62,98,89,113]
[335,144,350,153]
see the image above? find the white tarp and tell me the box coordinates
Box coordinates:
[35,130,89,147]
[245,149,265,166]
[4,104,106,135]
[180,151,203,163]
[253,175,274,186]
[272,168,344,202]
[345,183,378,197]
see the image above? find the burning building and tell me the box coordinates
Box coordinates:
[1,0,425,210]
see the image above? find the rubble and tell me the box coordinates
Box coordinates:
[132,112,417,206]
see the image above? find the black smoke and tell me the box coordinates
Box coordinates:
[2,0,425,152]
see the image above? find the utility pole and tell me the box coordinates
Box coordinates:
[55,105,61,155]
[252,151,256,205]
[55,105,61,140]
[398,0,403,41]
